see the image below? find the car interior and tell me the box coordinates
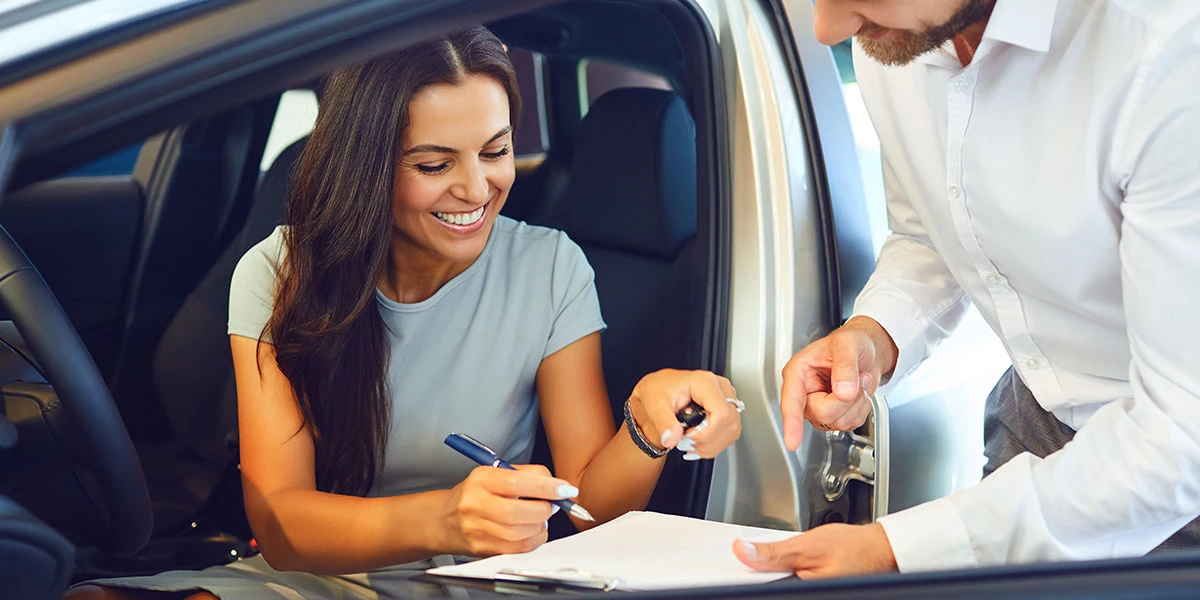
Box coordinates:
[0,0,729,590]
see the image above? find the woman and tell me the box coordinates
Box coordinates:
[68,26,741,600]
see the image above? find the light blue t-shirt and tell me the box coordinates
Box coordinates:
[228,216,606,497]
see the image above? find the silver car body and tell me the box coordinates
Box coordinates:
[0,0,1012,539]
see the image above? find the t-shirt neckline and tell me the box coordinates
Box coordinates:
[374,217,502,313]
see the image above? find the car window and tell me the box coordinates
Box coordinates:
[260,50,547,166]
[61,142,143,177]
[581,58,672,114]
[833,40,888,255]
[510,47,548,157]
[260,89,319,172]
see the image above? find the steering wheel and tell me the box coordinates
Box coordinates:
[0,225,152,555]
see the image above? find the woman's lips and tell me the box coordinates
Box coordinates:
[430,201,489,234]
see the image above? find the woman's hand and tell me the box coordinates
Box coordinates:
[628,369,743,460]
[439,464,576,557]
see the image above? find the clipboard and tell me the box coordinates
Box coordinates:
[415,569,622,595]
[424,511,797,592]
[495,567,622,591]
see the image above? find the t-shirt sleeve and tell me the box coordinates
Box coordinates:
[228,229,284,341]
[543,233,607,359]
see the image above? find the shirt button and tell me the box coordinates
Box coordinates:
[1025,358,1042,370]
[953,77,970,90]
[985,273,1001,285]
[949,185,962,199]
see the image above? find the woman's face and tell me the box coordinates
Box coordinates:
[392,73,514,265]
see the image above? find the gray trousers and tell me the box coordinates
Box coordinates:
[982,367,1200,551]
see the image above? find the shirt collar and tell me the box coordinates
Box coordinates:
[983,0,1060,53]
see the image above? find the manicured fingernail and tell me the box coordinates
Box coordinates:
[661,430,672,446]
[740,540,757,562]
[556,484,579,498]
[834,381,855,397]
[551,504,561,515]
[861,374,872,393]
[676,439,695,452]
[683,453,702,461]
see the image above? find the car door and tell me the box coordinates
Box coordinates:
[704,0,1013,532]
[774,0,1014,520]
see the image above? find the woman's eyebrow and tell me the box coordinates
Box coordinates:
[401,126,512,157]
[402,143,456,156]
[483,126,514,146]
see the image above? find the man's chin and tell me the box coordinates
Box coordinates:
[856,33,937,67]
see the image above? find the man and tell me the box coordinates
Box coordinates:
[733,0,1200,577]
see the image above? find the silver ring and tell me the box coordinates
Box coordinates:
[725,397,745,413]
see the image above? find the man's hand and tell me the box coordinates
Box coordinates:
[733,523,898,579]
[780,316,898,451]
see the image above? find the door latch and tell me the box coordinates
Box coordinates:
[818,429,875,502]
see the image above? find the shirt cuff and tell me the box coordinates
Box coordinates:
[851,292,929,389]
[878,497,979,573]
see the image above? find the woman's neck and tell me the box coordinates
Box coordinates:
[378,236,476,304]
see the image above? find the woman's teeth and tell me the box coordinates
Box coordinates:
[433,205,485,226]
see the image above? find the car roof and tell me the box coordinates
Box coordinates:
[0,0,211,68]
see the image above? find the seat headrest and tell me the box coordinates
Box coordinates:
[564,88,697,258]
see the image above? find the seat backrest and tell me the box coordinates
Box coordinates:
[537,88,703,517]
[151,138,305,467]
[0,494,74,600]
[109,104,274,442]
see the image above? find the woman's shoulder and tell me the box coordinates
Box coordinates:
[487,217,595,305]
[228,226,287,340]
[490,216,585,266]
[233,226,288,282]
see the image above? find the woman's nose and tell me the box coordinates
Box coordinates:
[453,161,490,204]
[812,0,864,46]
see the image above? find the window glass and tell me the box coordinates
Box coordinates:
[509,48,548,156]
[62,143,142,177]
[582,59,672,113]
[260,89,319,172]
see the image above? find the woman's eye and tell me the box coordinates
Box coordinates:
[481,147,510,160]
[416,163,449,174]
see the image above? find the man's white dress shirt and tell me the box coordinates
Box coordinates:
[851,0,1200,571]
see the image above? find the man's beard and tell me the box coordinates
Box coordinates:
[856,0,994,66]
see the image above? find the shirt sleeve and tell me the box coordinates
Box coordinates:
[848,44,969,388]
[543,233,607,359]
[850,157,970,387]
[880,29,1200,572]
[228,229,284,342]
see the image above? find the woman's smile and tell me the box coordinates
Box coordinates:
[431,200,489,233]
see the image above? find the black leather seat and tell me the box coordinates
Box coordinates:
[0,493,74,600]
[139,138,304,534]
[536,87,705,517]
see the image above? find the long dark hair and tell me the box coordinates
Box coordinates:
[266,27,521,496]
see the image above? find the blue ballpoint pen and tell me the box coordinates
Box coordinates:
[445,433,596,522]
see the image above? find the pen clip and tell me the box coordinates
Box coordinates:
[451,432,497,456]
[495,568,622,591]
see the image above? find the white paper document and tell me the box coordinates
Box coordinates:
[426,511,799,591]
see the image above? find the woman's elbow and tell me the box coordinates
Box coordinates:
[253,536,306,572]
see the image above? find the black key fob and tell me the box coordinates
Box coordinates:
[675,401,707,429]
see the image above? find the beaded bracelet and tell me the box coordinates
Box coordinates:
[623,399,668,459]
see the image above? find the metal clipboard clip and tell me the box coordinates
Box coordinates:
[494,567,622,591]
